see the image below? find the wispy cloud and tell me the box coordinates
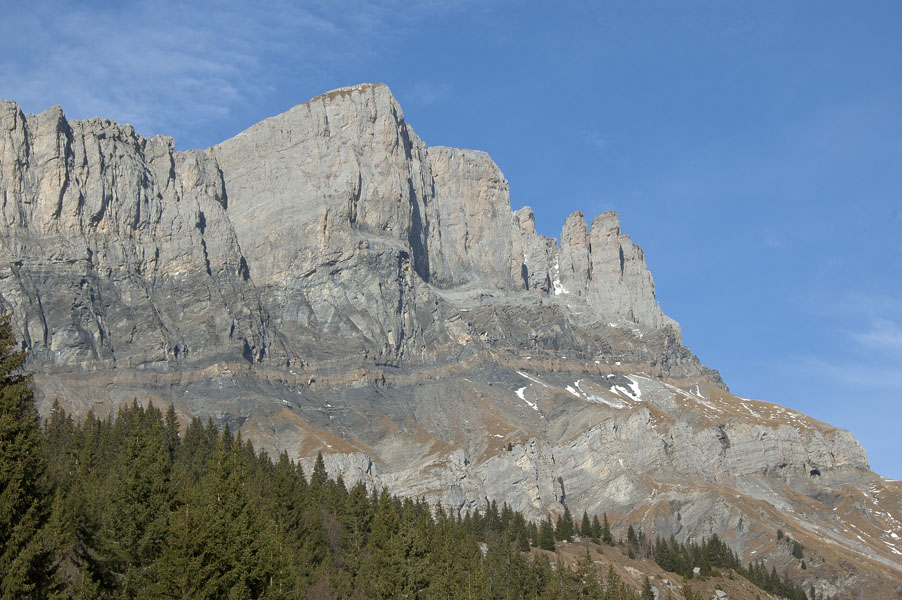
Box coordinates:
[578,129,607,151]
[3,2,270,136]
[810,291,901,320]
[407,82,452,106]
[773,353,902,392]
[852,318,902,354]
[761,228,786,249]
[0,0,467,147]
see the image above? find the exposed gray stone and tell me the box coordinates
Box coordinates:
[1,84,899,597]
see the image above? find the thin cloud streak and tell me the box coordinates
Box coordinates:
[783,355,902,391]
[408,82,453,106]
[0,1,467,146]
[853,318,902,353]
[579,130,607,151]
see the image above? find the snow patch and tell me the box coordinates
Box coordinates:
[551,258,569,295]
[515,386,539,412]
[625,376,642,400]
[608,376,642,403]
[611,386,640,402]
[570,379,628,409]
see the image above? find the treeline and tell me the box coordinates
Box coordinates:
[0,316,805,599]
[21,400,656,599]
[2,306,650,600]
[651,535,808,600]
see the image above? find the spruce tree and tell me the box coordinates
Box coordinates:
[555,506,574,541]
[590,514,602,541]
[682,583,698,600]
[311,451,328,486]
[580,510,591,537]
[538,518,556,551]
[101,403,173,595]
[605,564,620,597]
[601,512,614,544]
[627,524,637,544]
[0,314,56,598]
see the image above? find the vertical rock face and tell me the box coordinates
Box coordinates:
[211,84,438,361]
[427,146,524,290]
[0,100,269,376]
[1,85,898,598]
[204,83,676,365]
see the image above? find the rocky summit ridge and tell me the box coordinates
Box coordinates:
[1,84,900,597]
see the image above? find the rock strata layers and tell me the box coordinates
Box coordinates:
[1,85,899,598]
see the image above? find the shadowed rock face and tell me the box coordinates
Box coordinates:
[1,84,899,597]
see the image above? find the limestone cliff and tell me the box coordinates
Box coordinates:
[1,85,899,598]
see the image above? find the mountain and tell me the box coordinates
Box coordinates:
[1,84,899,598]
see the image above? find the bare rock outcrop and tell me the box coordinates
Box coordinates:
[1,84,898,597]
[0,100,271,381]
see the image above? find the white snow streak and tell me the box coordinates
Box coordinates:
[573,379,627,409]
[741,403,761,418]
[517,371,550,387]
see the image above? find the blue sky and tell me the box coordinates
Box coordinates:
[2,1,900,478]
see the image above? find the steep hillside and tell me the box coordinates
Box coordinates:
[0,84,899,597]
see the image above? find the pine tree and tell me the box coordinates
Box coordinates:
[528,520,539,547]
[627,524,637,544]
[163,404,180,459]
[148,431,277,599]
[580,510,591,537]
[538,518,556,551]
[601,512,614,544]
[100,403,173,595]
[681,583,698,600]
[590,514,602,541]
[311,451,328,486]
[574,547,602,597]
[555,506,574,541]
[791,539,804,559]
[605,564,620,598]
[0,314,57,598]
